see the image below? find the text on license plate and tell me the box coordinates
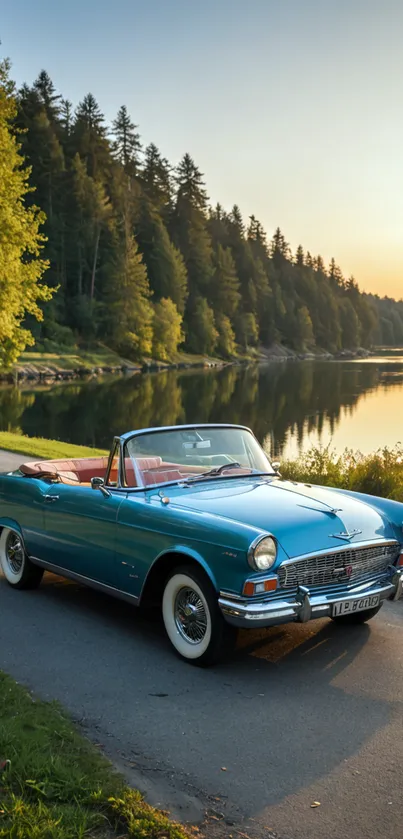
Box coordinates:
[332,594,380,617]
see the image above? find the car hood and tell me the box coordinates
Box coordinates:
[168,478,393,558]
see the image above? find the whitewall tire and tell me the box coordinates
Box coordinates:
[0,528,43,590]
[162,565,236,666]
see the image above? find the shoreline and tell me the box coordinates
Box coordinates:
[0,345,373,384]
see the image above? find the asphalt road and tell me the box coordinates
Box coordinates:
[0,450,402,838]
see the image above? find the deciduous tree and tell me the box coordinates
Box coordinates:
[0,60,53,367]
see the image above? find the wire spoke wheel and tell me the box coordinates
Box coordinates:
[0,527,43,590]
[163,567,236,665]
[174,586,208,644]
[6,532,25,575]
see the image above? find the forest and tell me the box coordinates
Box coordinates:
[2,63,403,365]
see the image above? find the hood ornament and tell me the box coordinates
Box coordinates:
[330,529,362,541]
[298,504,342,516]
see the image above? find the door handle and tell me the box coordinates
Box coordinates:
[44,494,59,503]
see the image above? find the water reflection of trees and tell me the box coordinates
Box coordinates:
[0,387,36,433]
[0,361,399,453]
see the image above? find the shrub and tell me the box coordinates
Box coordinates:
[281,443,403,501]
[43,321,76,348]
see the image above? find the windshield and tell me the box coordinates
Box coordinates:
[123,426,273,488]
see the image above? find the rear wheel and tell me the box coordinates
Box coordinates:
[162,565,236,666]
[0,528,44,590]
[332,604,382,625]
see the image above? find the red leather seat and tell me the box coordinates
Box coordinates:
[20,457,109,484]
[142,469,184,486]
[20,455,189,488]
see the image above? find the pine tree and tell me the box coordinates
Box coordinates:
[175,153,209,210]
[328,257,344,287]
[216,313,236,357]
[295,306,314,349]
[105,221,153,358]
[270,227,291,263]
[186,297,218,355]
[207,203,230,250]
[60,99,73,137]
[112,105,141,173]
[339,298,360,348]
[135,196,188,314]
[235,312,259,350]
[225,207,257,312]
[305,251,314,268]
[228,205,245,236]
[0,60,53,366]
[73,93,109,178]
[171,154,213,299]
[210,244,241,319]
[248,215,268,258]
[71,154,112,298]
[33,70,61,121]
[314,255,326,273]
[141,143,172,212]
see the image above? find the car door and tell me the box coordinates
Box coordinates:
[41,483,124,586]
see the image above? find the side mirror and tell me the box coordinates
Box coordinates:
[272,461,281,474]
[91,476,111,497]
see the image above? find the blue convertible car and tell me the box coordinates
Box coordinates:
[0,424,402,664]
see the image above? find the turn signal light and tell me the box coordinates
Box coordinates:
[243,578,277,597]
[397,553,403,567]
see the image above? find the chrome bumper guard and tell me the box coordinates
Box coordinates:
[219,567,403,629]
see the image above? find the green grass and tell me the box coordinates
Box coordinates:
[0,672,190,839]
[281,443,403,501]
[14,347,132,372]
[0,432,107,461]
[15,347,229,373]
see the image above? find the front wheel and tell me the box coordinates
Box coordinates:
[332,603,382,625]
[162,566,236,666]
[0,527,44,590]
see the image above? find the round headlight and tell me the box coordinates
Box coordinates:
[248,536,277,571]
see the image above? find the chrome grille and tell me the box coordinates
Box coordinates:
[278,542,399,589]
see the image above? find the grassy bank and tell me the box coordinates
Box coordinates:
[14,347,130,372]
[7,347,230,377]
[0,432,107,461]
[0,671,189,839]
[281,443,403,501]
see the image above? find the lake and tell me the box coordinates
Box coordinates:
[1,353,403,460]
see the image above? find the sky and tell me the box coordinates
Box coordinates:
[1,0,403,298]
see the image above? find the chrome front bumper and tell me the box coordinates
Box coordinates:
[219,568,403,629]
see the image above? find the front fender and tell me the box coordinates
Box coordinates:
[330,487,403,543]
[0,517,24,539]
[140,544,218,602]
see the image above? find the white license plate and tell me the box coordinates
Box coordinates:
[332,594,380,617]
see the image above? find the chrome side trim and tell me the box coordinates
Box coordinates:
[29,557,139,605]
[279,539,399,565]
